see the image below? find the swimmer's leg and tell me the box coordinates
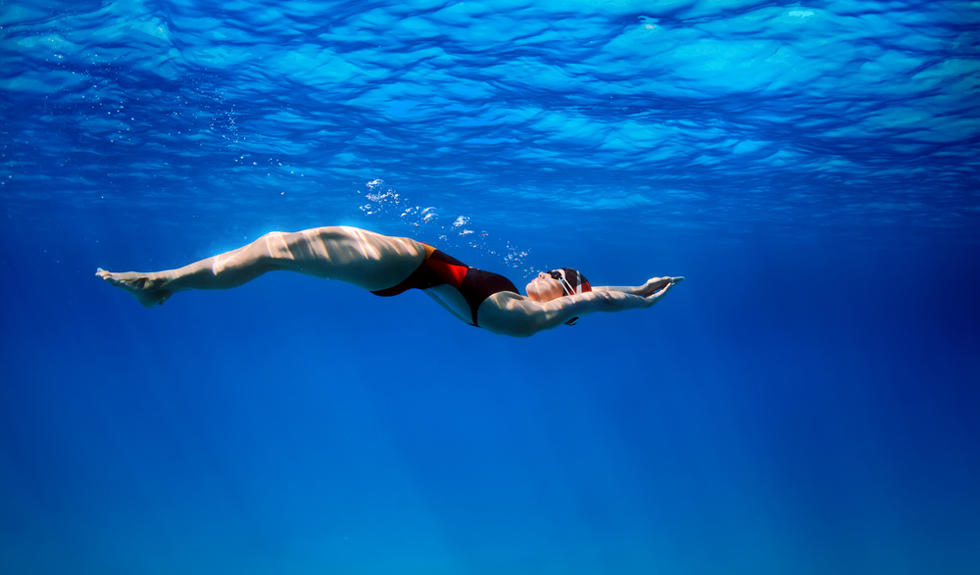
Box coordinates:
[96,226,426,307]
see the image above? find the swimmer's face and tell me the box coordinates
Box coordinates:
[526,272,566,302]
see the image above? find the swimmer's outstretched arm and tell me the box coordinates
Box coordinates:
[593,276,684,296]
[479,277,682,338]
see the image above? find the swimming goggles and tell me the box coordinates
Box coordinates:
[549,270,575,296]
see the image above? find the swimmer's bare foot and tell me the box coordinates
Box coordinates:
[96,268,173,308]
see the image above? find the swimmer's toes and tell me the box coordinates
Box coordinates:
[97,270,132,288]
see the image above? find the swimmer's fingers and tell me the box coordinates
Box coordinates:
[643,277,672,294]
[670,276,685,284]
[645,280,674,304]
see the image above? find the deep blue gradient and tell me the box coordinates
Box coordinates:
[2,1,979,574]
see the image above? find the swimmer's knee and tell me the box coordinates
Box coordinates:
[252,231,297,263]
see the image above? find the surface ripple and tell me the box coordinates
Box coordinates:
[1,0,978,238]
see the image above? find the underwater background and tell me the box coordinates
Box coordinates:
[2,0,978,573]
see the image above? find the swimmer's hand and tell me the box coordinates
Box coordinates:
[640,276,684,296]
[641,276,683,306]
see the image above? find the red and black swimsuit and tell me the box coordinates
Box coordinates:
[370,244,519,327]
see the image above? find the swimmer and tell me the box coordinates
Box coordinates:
[96,226,682,338]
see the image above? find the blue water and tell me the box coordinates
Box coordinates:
[2,0,979,573]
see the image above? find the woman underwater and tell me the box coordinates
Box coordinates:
[97,226,682,338]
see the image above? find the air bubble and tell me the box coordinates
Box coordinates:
[357,181,528,270]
